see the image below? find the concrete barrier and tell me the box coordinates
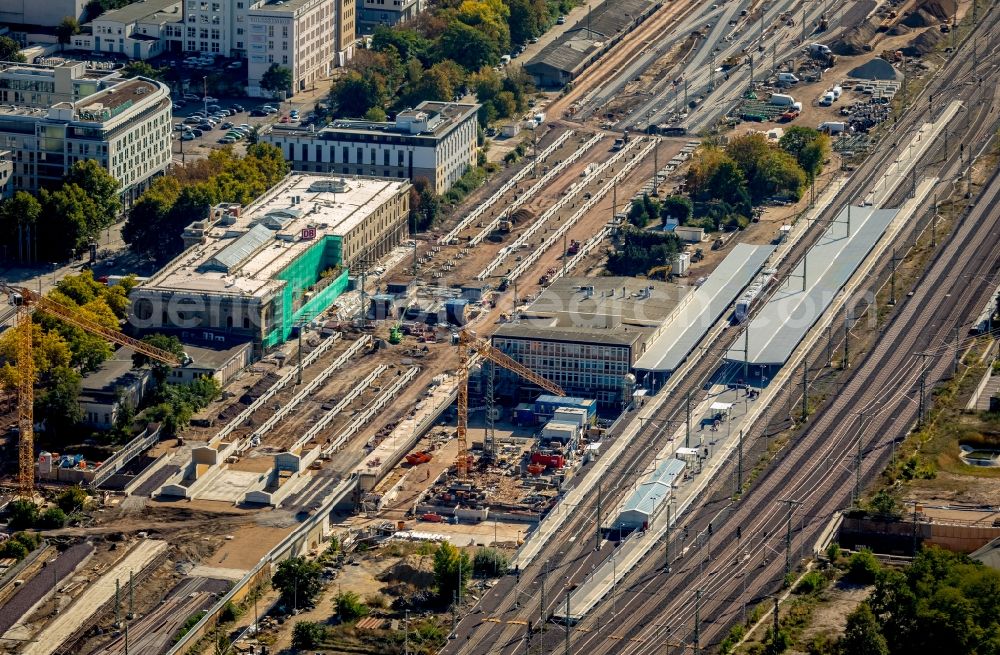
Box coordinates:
[92,424,163,488]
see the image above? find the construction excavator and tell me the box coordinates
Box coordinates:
[4,284,183,498]
[647,263,673,280]
[454,329,564,478]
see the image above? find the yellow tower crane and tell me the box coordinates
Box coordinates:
[455,329,564,478]
[6,285,183,499]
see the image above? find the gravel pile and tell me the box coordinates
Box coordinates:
[848,58,902,81]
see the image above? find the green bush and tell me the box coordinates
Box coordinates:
[7,499,38,530]
[335,590,369,622]
[0,539,28,560]
[171,611,206,643]
[825,542,842,563]
[56,486,88,514]
[846,548,880,584]
[218,600,242,623]
[793,570,827,595]
[37,507,66,529]
[292,621,327,648]
[472,547,509,578]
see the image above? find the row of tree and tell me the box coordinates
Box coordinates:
[122,144,288,264]
[682,127,830,231]
[0,159,122,262]
[327,0,551,123]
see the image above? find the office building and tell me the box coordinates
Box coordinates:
[71,0,182,59]
[356,0,421,34]
[0,61,172,203]
[262,101,479,194]
[129,173,410,350]
[491,277,691,408]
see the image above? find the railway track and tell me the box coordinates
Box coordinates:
[560,14,1000,654]
[448,6,1000,653]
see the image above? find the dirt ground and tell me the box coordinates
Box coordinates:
[793,581,873,651]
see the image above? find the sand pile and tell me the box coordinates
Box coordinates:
[848,58,902,81]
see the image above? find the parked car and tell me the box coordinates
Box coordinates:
[183,116,202,124]
[207,104,222,112]
[219,136,236,144]
[238,123,251,130]
[556,15,565,24]
[231,104,245,112]
[289,109,299,118]
[183,93,199,101]
[203,96,218,103]
[280,115,290,123]
[227,61,242,69]
[221,121,234,130]
[250,108,268,117]
[181,132,196,141]
[172,102,184,111]
[175,123,188,131]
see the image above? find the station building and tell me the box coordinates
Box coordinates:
[129,173,410,351]
[262,101,479,195]
[491,277,692,409]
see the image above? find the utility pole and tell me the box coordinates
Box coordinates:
[778,499,802,577]
[744,327,750,383]
[596,483,602,551]
[911,500,920,555]
[565,589,571,655]
[694,589,703,655]
[612,180,617,219]
[889,247,898,305]
[664,500,672,572]
[932,195,938,247]
[801,359,808,422]
[917,352,928,425]
[737,429,744,493]
[842,309,851,369]
[911,166,916,199]
[652,138,659,196]
[854,411,866,505]
[562,234,568,277]
[685,390,692,447]
[952,327,960,375]
[128,570,134,620]
[710,51,715,92]
[540,565,546,636]
[296,322,304,385]
[826,324,833,366]
[115,578,121,627]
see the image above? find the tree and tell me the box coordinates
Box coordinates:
[121,60,163,79]
[411,179,442,231]
[0,36,26,63]
[472,547,509,577]
[38,507,67,529]
[66,158,121,224]
[508,0,546,44]
[56,486,89,514]
[0,191,42,263]
[134,333,184,383]
[867,489,901,518]
[329,71,384,118]
[292,621,327,648]
[35,365,83,439]
[6,499,38,530]
[0,539,28,560]
[364,107,387,121]
[839,602,889,655]
[272,557,323,609]
[334,590,369,622]
[660,195,693,225]
[260,63,293,97]
[433,541,472,602]
[371,25,432,65]
[440,20,501,71]
[779,126,830,179]
[847,548,881,584]
[56,16,81,49]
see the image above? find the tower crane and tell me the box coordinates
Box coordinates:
[4,284,183,498]
[455,329,564,478]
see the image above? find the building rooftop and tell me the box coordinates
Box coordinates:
[725,206,898,366]
[493,276,691,348]
[526,0,653,75]
[267,101,479,140]
[79,347,149,402]
[93,0,180,25]
[182,341,252,371]
[257,0,321,12]
[620,458,686,521]
[634,244,776,373]
[142,174,409,300]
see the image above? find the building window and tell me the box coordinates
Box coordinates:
[282,55,288,64]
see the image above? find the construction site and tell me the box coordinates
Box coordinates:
[0,0,991,651]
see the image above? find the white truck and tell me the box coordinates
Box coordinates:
[818,121,846,134]
[769,93,796,106]
[777,72,799,85]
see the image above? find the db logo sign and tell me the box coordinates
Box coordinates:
[301,227,317,240]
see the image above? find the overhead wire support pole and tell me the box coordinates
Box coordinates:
[778,498,803,577]
[889,247,898,305]
[854,411,866,505]
[801,359,808,422]
[694,589,703,655]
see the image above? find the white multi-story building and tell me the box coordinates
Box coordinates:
[262,101,479,194]
[72,0,183,60]
[179,0,354,96]
[0,61,172,203]
[247,0,333,96]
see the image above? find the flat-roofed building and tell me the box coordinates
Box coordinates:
[0,61,172,203]
[491,277,692,408]
[129,173,410,351]
[262,101,479,194]
[356,0,422,34]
